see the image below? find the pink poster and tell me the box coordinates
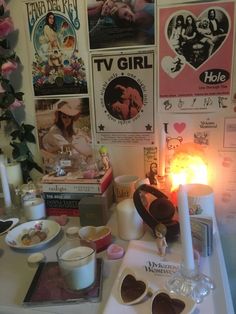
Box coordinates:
[159,1,235,99]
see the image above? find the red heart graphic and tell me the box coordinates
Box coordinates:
[166,8,229,69]
[174,122,186,133]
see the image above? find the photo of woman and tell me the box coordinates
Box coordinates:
[35,98,92,172]
[87,0,155,49]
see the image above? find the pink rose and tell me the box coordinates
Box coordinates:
[0,17,14,38]
[9,99,24,109]
[0,0,7,11]
[1,60,17,77]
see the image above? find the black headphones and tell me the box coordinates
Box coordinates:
[133,184,180,240]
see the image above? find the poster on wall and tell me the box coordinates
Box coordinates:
[86,0,155,49]
[91,50,155,145]
[24,0,88,96]
[158,112,222,183]
[35,97,92,172]
[158,1,235,113]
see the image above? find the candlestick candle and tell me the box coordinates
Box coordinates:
[178,184,195,271]
[0,162,12,209]
[159,127,166,177]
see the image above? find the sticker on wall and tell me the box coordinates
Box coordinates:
[24,0,88,96]
[223,117,236,148]
[159,95,230,113]
[91,50,155,145]
[86,0,155,50]
[158,1,235,112]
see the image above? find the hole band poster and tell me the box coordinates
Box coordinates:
[91,50,155,145]
[158,1,235,113]
[24,0,88,96]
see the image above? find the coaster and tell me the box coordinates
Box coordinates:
[23,258,103,305]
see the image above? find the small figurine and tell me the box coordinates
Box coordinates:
[155,223,168,257]
[99,145,110,172]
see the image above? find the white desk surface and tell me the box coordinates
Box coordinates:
[0,208,234,314]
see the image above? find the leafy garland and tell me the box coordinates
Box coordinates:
[0,1,43,182]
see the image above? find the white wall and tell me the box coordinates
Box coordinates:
[4,0,236,309]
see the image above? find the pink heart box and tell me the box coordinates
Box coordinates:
[78,226,112,253]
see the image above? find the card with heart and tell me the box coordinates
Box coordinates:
[0,218,19,236]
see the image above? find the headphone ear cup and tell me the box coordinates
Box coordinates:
[149,198,175,222]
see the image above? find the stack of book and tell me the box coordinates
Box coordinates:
[41,167,113,217]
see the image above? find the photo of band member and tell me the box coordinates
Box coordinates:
[166,8,229,68]
[104,76,144,120]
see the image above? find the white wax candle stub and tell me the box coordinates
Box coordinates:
[116,198,144,241]
[0,162,12,208]
[28,252,45,264]
[178,185,195,271]
[66,226,79,239]
[6,162,23,188]
[59,246,96,290]
[23,198,46,220]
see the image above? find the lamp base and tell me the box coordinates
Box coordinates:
[166,263,214,304]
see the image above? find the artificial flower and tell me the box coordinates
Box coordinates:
[9,99,24,109]
[0,17,14,38]
[1,60,17,76]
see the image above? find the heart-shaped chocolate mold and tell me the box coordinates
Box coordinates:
[0,220,13,234]
[166,9,229,69]
[121,274,146,303]
[152,292,185,314]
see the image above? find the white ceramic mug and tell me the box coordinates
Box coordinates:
[185,183,215,217]
[114,175,139,203]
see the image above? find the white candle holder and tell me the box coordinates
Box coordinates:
[166,262,214,304]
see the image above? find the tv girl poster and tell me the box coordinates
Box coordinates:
[91,50,155,145]
[24,0,88,96]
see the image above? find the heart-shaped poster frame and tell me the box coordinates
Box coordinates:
[165,7,230,69]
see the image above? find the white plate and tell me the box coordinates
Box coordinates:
[5,220,61,249]
[0,218,19,236]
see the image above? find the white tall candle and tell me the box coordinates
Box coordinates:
[178,184,195,271]
[159,127,166,177]
[0,162,12,208]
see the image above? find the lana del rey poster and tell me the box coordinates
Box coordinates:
[24,0,88,96]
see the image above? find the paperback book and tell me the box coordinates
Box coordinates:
[23,259,103,305]
[44,181,114,217]
[190,216,213,257]
[41,167,113,194]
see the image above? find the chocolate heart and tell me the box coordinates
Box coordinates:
[0,220,13,234]
[152,292,185,314]
[121,274,146,303]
